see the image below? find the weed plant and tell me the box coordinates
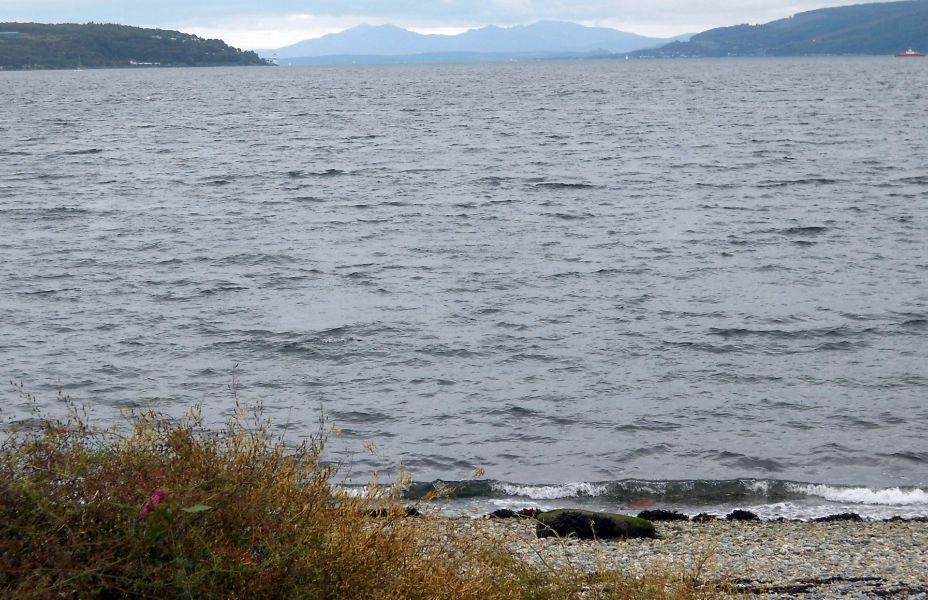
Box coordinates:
[0,394,732,599]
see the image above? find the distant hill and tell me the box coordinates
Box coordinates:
[265,21,687,62]
[0,22,266,70]
[639,0,928,57]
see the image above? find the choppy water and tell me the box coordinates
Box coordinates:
[2,57,927,519]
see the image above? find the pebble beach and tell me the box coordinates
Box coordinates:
[445,517,928,598]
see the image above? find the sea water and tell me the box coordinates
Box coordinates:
[1,57,926,519]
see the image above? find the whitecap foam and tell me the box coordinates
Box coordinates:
[333,485,368,498]
[489,498,555,512]
[744,479,770,494]
[793,484,928,506]
[491,482,608,499]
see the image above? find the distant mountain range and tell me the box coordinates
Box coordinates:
[4,0,922,71]
[260,1,928,63]
[262,21,689,63]
[639,0,928,57]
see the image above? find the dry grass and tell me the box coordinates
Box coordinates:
[0,393,736,599]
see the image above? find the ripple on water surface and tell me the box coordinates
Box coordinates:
[0,58,926,500]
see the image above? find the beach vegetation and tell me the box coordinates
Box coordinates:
[0,393,734,599]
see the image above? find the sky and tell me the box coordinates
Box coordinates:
[1,0,873,49]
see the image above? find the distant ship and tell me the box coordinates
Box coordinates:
[895,49,926,57]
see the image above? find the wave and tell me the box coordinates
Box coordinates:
[795,484,928,506]
[62,148,104,156]
[492,482,609,499]
[780,225,828,235]
[707,325,875,339]
[400,478,928,510]
[896,176,928,185]
[547,212,595,220]
[531,181,598,190]
[757,177,839,187]
[211,253,296,267]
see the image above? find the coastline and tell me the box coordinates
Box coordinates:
[444,516,928,598]
[413,477,928,522]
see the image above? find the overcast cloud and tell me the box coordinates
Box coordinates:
[1,0,871,49]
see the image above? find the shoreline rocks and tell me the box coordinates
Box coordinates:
[637,509,689,522]
[535,509,656,540]
[447,513,928,598]
[726,509,761,522]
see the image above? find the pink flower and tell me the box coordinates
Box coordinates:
[140,489,167,516]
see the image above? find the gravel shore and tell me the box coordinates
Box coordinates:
[446,517,928,599]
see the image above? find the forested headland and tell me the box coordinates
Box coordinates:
[0,22,267,70]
